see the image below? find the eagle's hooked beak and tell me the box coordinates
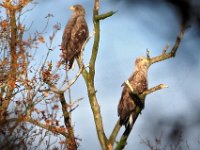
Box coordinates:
[69,6,75,11]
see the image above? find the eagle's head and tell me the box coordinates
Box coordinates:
[135,57,149,71]
[70,4,85,16]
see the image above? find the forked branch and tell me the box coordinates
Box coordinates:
[109,83,168,147]
[111,23,188,149]
[77,0,116,150]
[149,24,188,65]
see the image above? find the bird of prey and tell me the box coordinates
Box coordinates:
[118,57,149,126]
[61,4,89,69]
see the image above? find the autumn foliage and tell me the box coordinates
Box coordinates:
[0,0,77,149]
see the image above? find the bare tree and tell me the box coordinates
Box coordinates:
[0,0,189,150]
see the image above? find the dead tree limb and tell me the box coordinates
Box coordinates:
[76,0,115,149]
[113,23,188,150]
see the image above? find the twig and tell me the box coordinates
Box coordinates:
[78,32,95,69]
[162,43,170,54]
[140,84,168,98]
[68,97,83,108]
[95,11,117,20]
[140,137,154,150]
[69,105,79,113]
[66,69,73,125]
[82,32,95,51]
[59,65,89,92]
[48,64,89,94]
[124,80,168,99]
[149,24,189,65]
[146,49,150,60]
[22,117,68,137]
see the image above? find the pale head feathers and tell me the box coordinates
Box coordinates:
[70,4,85,16]
[134,57,149,71]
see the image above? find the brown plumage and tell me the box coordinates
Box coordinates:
[61,4,89,69]
[118,57,149,126]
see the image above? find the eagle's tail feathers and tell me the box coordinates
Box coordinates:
[67,58,75,70]
[124,114,133,128]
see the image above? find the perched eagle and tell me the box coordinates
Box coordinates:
[61,4,89,69]
[118,57,149,126]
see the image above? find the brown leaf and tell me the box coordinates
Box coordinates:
[39,36,45,43]
[9,80,16,88]
[45,119,51,125]
[59,140,65,145]
[44,91,49,97]
[47,61,52,69]
[1,20,8,29]
[56,61,62,68]
[52,104,59,110]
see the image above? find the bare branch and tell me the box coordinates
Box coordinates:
[113,83,168,149]
[68,97,83,108]
[124,80,168,98]
[59,93,78,150]
[146,49,150,60]
[141,84,168,98]
[76,0,116,149]
[3,116,67,138]
[95,11,116,20]
[162,43,170,54]
[59,65,89,92]
[150,24,189,65]
[76,26,95,70]
[109,119,121,146]
[76,32,94,76]
[115,118,137,150]
[81,32,95,52]
[40,64,89,95]
[113,24,188,149]
[26,117,68,137]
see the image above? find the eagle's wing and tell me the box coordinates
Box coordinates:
[118,71,148,126]
[131,71,148,94]
[62,17,76,50]
[61,16,76,63]
[62,16,88,69]
[70,16,89,54]
[118,86,136,125]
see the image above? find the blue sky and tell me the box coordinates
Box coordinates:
[3,0,200,149]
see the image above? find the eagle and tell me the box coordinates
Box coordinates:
[61,4,89,69]
[118,57,149,127]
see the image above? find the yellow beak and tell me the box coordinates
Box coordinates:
[69,6,75,11]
